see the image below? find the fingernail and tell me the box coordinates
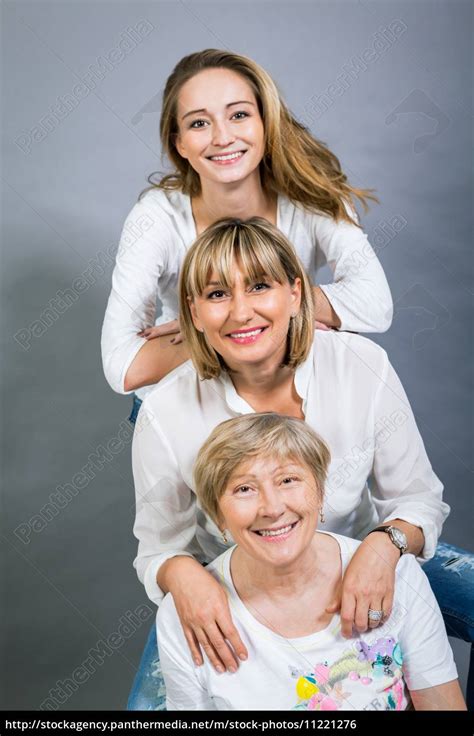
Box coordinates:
[239,653,247,661]
[194,659,201,667]
[228,666,237,674]
[216,665,224,674]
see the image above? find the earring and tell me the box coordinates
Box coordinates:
[319,508,325,524]
[221,529,228,544]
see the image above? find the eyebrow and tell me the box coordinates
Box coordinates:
[204,274,272,288]
[230,465,301,483]
[181,100,256,122]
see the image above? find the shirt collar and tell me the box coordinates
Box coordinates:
[218,340,315,415]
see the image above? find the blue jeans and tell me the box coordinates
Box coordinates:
[128,394,143,425]
[127,395,474,710]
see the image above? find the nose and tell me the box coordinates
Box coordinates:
[229,289,254,323]
[211,119,235,147]
[259,485,286,520]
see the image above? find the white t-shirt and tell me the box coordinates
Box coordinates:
[131,331,449,606]
[101,188,393,399]
[156,531,458,711]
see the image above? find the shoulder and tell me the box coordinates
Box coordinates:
[140,360,200,415]
[313,330,388,373]
[156,591,183,647]
[289,195,359,229]
[394,552,427,592]
[125,187,188,231]
[157,551,229,631]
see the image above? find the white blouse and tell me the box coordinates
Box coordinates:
[101,188,393,400]
[131,331,449,606]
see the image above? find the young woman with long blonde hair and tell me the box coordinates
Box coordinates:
[101,48,393,421]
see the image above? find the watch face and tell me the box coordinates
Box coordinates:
[391,528,407,548]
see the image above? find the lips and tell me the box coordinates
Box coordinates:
[252,520,299,538]
[206,150,247,161]
[226,326,268,339]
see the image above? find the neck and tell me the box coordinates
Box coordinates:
[194,172,276,226]
[226,342,292,398]
[231,533,330,602]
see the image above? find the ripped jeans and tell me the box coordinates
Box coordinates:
[126,394,474,710]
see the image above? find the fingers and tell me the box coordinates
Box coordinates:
[137,320,180,339]
[194,628,226,673]
[170,333,184,345]
[314,320,331,331]
[183,626,204,667]
[354,595,370,634]
[218,619,248,664]
[381,592,394,625]
[206,623,240,673]
[367,600,384,629]
[339,592,356,639]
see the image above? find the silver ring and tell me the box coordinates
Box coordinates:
[368,608,384,622]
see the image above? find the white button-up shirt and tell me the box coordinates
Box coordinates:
[132,331,449,606]
[101,188,393,400]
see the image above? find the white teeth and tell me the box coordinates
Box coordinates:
[230,328,263,338]
[210,151,244,161]
[257,524,294,538]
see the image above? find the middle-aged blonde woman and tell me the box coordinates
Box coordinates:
[157,412,466,711]
[128,217,473,709]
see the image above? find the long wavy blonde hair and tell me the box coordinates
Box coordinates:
[139,49,378,226]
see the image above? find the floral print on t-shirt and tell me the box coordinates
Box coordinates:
[291,636,406,711]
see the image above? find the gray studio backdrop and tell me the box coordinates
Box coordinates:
[2,0,472,711]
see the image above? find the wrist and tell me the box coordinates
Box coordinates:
[157,555,200,594]
[363,531,401,565]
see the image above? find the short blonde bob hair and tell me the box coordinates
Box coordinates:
[179,217,315,380]
[193,412,331,528]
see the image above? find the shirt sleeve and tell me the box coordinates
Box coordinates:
[157,596,217,710]
[100,195,174,394]
[131,401,200,605]
[314,201,393,333]
[397,555,458,691]
[369,351,450,562]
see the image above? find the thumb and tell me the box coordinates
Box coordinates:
[325,599,341,613]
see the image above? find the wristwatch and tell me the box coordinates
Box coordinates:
[367,525,408,556]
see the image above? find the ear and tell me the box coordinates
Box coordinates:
[187,295,203,332]
[290,276,302,315]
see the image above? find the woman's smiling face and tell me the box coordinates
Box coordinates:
[217,454,320,568]
[175,67,266,185]
[188,260,301,373]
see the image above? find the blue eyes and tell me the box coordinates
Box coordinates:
[189,111,249,129]
[207,283,270,300]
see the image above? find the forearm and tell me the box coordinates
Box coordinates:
[124,338,190,391]
[312,286,342,328]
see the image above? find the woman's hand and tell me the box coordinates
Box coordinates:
[326,533,400,638]
[314,320,331,331]
[165,558,248,673]
[138,318,183,344]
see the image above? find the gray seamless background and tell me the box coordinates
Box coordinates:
[2,0,472,711]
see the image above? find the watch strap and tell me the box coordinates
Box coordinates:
[367,525,405,556]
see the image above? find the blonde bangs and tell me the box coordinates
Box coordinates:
[186,223,291,299]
